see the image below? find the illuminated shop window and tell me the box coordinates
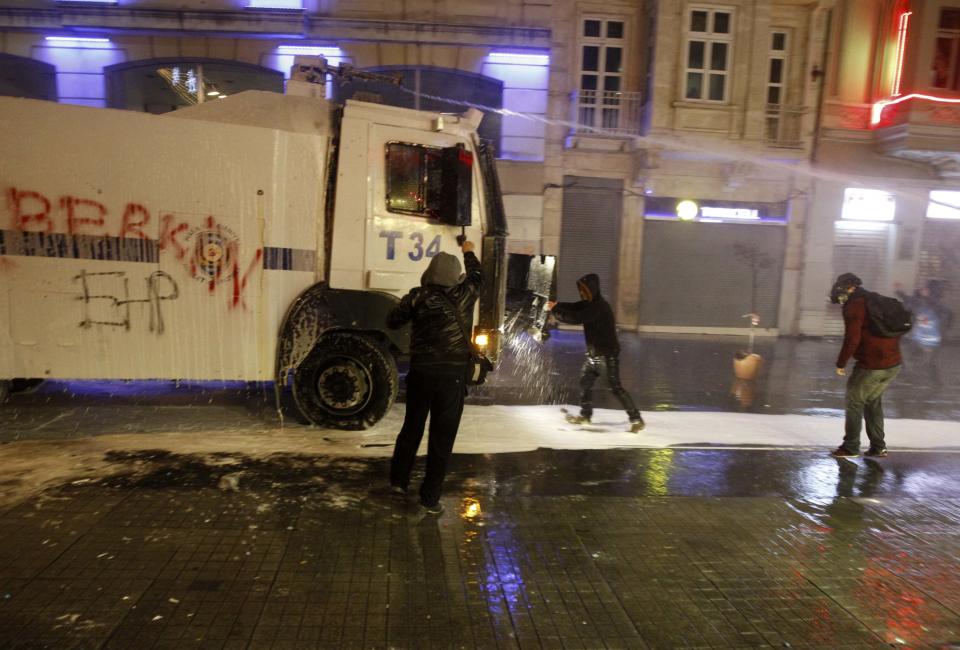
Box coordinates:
[247,0,302,9]
[932,8,960,91]
[105,59,283,114]
[927,191,960,220]
[643,196,787,223]
[34,37,122,108]
[841,188,896,222]
[482,50,549,160]
[275,45,342,58]
[685,7,733,101]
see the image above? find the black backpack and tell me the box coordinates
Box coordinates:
[863,291,913,338]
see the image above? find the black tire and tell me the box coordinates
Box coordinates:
[11,379,43,394]
[292,332,399,430]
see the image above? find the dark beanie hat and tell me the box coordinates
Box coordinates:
[835,273,862,288]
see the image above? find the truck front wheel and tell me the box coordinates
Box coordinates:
[293,332,399,430]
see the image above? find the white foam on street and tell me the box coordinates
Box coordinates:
[412,405,960,454]
[1,404,958,508]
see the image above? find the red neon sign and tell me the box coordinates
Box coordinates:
[872,93,960,125]
[870,10,960,126]
[892,11,911,96]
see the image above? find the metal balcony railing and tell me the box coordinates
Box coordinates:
[764,104,806,148]
[571,90,643,136]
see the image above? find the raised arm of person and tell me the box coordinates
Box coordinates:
[550,298,603,325]
[460,240,482,296]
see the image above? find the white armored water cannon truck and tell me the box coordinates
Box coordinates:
[0,58,510,429]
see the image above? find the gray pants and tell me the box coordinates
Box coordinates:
[842,364,901,452]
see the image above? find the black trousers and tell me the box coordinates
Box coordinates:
[579,355,641,421]
[390,368,466,507]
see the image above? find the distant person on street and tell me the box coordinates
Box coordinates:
[896,279,953,387]
[830,273,902,458]
[386,240,482,516]
[548,273,645,433]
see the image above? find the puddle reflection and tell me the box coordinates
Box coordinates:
[782,458,955,646]
[481,523,527,618]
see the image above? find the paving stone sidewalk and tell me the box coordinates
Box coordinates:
[2,448,960,649]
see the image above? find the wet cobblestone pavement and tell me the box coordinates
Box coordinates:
[2,448,960,649]
[2,334,959,647]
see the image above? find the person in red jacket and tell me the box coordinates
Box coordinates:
[829,273,902,458]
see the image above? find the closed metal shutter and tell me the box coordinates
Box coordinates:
[557,176,623,306]
[638,220,786,328]
[916,220,960,340]
[823,222,892,336]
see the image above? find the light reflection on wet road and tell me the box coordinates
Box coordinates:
[1,444,959,646]
[440,450,960,647]
[447,447,960,500]
[1,334,959,646]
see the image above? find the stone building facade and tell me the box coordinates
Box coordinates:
[798,0,960,338]
[1,0,958,336]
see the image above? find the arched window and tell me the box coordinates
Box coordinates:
[105,59,284,114]
[332,66,503,154]
[0,54,57,101]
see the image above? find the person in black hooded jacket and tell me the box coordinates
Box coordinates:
[548,273,645,432]
[386,240,482,516]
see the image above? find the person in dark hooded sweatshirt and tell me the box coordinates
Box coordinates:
[386,240,482,515]
[548,273,645,433]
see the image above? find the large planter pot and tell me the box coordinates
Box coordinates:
[733,352,763,380]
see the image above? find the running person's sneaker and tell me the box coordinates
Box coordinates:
[629,418,645,433]
[565,413,591,425]
[864,447,888,458]
[830,446,859,458]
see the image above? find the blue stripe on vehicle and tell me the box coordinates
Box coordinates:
[262,246,316,271]
[0,230,159,263]
[0,230,315,271]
